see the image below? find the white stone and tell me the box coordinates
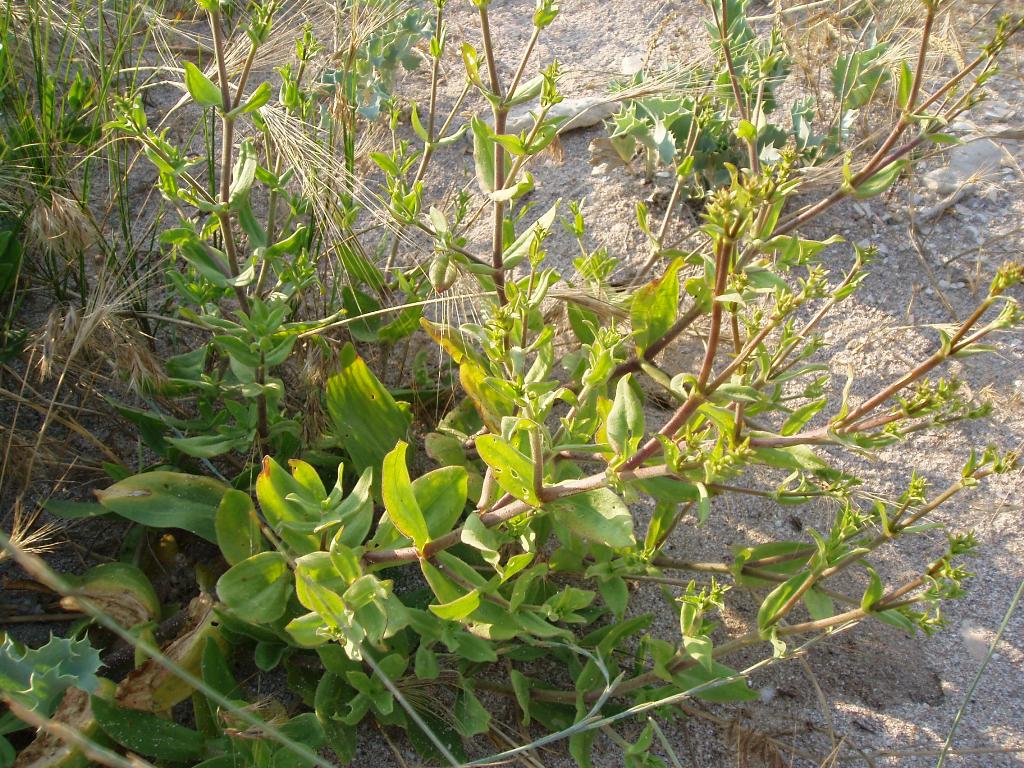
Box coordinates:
[621,54,644,76]
[960,621,990,663]
[922,138,1007,195]
[506,96,618,134]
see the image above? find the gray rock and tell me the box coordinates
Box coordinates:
[506,96,618,135]
[922,138,1007,195]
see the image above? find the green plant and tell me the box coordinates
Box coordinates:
[5,0,1024,766]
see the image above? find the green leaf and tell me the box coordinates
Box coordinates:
[453,686,491,737]
[429,590,481,620]
[735,119,757,143]
[803,588,834,621]
[256,457,320,555]
[95,472,227,542]
[161,228,229,287]
[409,101,429,142]
[896,61,913,110]
[235,81,272,115]
[607,374,644,457]
[854,159,905,199]
[406,710,467,765]
[752,445,832,474]
[757,572,810,630]
[414,466,469,538]
[183,62,222,108]
[549,488,635,549]
[92,697,206,761]
[293,554,347,628]
[201,637,241,700]
[781,398,826,436]
[216,551,293,624]
[325,343,411,491]
[510,669,532,726]
[228,140,258,204]
[215,489,265,565]
[682,634,714,672]
[672,661,758,702]
[475,434,541,507]
[875,607,917,634]
[43,500,108,520]
[382,441,430,551]
[315,673,358,762]
[321,466,375,547]
[502,201,559,269]
[631,258,682,353]
[471,116,496,192]
[861,568,883,611]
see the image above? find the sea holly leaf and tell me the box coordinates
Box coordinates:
[632,258,682,354]
[94,472,227,543]
[382,441,430,551]
[549,488,635,549]
[475,434,542,506]
[183,62,222,108]
[607,374,644,458]
[215,489,266,565]
[326,343,411,491]
[0,635,102,716]
[217,551,293,624]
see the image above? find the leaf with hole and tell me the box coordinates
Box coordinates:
[475,434,541,506]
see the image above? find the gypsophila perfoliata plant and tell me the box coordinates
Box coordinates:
[4,0,1024,765]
